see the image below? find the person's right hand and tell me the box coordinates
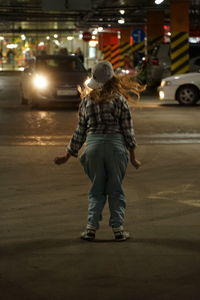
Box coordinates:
[130,158,141,169]
[54,154,70,165]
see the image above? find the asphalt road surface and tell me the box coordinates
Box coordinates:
[0,73,200,300]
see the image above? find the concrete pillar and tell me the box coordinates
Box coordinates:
[147,11,164,54]
[170,0,189,75]
[98,32,118,63]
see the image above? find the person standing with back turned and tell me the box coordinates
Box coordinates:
[54,61,145,242]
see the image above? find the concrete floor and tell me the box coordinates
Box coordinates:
[1,145,200,300]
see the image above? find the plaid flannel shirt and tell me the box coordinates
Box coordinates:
[67,94,137,157]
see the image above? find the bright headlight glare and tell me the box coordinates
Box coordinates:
[159,91,165,100]
[33,74,48,89]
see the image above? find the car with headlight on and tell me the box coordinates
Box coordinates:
[20,54,89,107]
[158,72,200,105]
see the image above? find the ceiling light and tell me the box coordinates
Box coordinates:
[67,36,74,40]
[7,44,18,49]
[119,9,125,15]
[46,36,50,40]
[54,34,58,38]
[0,36,4,40]
[118,18,125,24]
[98,27,103,32]
[21,34,26,40]
[155,0,165,4]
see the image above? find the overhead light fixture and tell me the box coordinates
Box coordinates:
[98,27,103,32]
[155,0,165,4]
[54,34,58,38]
[21,34,26,40]
[67,36,74,40]
[46,36,50,40]
[119,9,125,15]
[6,44,18,49]
[118,18,125,24]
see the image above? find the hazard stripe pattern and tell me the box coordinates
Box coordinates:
[102,42,146,69]
[170,32,189,75]
[132,41,145,54]
[148,36,163,54]
[102,45,112,61]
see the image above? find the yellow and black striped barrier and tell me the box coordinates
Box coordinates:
[102,45,112,61]
[120,42,133,57]
[132,41,145,55]
[110,44,124,69]
[102,41,145,69]
[112,42,136,69]
[170,31,189,75]
[148,35,163,54]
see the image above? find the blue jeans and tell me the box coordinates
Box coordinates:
[80,134,128,229]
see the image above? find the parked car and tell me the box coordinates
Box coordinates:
[158,72,200,105]
[147,43,200,86]
[20,54,89,107]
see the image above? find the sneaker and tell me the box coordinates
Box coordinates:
[113,226,130,242]
[80,229,96,241]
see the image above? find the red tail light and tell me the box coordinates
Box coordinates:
[151,58,159,65]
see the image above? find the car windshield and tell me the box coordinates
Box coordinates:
[36,56,85,72]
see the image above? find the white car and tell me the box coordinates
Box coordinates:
[158,72,200,105]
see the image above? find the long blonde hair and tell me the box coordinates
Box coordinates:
[78,74,146,103]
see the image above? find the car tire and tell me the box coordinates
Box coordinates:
[176,85,200,105]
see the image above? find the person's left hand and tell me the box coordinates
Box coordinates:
[54,154,70,165]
